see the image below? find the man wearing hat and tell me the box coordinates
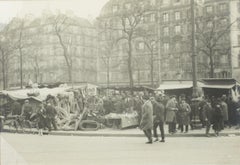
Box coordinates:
[140,95,153,144]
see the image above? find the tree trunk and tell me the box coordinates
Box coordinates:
[1,60,6,90]
[107,58,110,89]
[150,51,154,87]
[209,50,214,78]
[56,32,72,83]
[128,38,134,94]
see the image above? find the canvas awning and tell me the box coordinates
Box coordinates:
[201,84,235,89]
[157,81,204,90]
[201,78,240,89]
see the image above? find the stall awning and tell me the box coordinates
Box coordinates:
[158,84,193,90]
[201,78,240,89]
[157,81,204,90]
[201,84,235,89]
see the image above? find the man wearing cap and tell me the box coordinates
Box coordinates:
[140,95,153,144]
[165,95,178,134]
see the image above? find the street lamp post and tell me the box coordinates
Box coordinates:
[191,0,198,98]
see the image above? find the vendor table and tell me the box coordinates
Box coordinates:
[104,112,139,129]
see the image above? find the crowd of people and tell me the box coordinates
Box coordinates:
[1,89,240,140]
[138,93,240,144]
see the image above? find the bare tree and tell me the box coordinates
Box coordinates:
[0,26,15,89]
[98,20,125,89]
[116,0,150,93]
[196,17,236,78]
[141,34,159,87]
[51,13,74,84]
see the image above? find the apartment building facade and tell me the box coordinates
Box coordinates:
[97,0,240,87]
[3,13,97,88]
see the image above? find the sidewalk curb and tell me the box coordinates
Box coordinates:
[2,129,240,138]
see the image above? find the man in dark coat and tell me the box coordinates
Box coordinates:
[212,99,224,136]
[45,103,58,131]
[140,95,153,144]
[152,95,165,142]
[202,99,213,137]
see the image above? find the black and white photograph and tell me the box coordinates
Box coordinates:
[0,0,240,164]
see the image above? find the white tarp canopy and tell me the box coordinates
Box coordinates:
[1,87,72,102]
[157,81,204,90]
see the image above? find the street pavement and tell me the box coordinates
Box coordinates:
[1,133,240,165]
[4,125,240,137]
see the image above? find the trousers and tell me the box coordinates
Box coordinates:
[143,129,152,142]
[153,121,165,140]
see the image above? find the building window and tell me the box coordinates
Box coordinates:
[238,35,240,46]
[238,54,240,67]
[175,25,181,34]
[162,0,169,5]
[150,0,156,6]
[137,42,145,50]
[206,6,213,13]
[174,0,181,4]
[175,42,181,51]
[175,11,180,20]
[238,3,240,13]
[163,13,169,22]
[219,3,227,12]
[207,21,213,28]
[220,18,227,26]
[112,5,119,13]
[163,43,169,52]
[150,13,155,22]
[163,27,169,36]
[124,3,131,10]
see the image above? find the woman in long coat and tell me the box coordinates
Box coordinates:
[178,99,191,133]
[140,95,153,144]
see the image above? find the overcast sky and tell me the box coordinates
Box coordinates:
[0,0,109,23]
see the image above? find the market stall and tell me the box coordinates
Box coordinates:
[201,78,240,98]
[157,80,204,98]
[104,112,139,129]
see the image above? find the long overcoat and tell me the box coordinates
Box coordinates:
[152,101,165,123]
[165,99,177,123]
[220,101,228,121]
[202,102,213,123]
[140,100,153,130]
[178,102,191,125]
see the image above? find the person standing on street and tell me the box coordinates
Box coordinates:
[220,95,228,128]
[178,99,191,133]
[202,99,213,137]
[45,102,58,131]
[140,95,153,144]
[36,103,47,136]
[152,95,165,142]
[212,99,224,136]
[165,96,178,134]
[235,96,240,129]
[21,100,33,121]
